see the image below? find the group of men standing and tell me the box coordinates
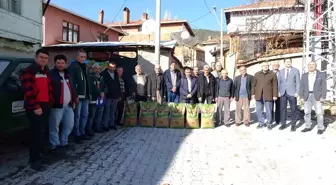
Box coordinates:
[20,48,327,171]
[20,49,130,171]
[251,59,326,135]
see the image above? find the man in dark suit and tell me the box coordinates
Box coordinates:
[193,67,200,78]
[278,58,300,131]
[198,65,216,104]
[164,61,181,103]
[233,66,253,126]
[100,62,121,131]
[115,66,129,126]
[147,64,166,104]
[299,61,327,134]
[180,67,198,104]
[272,61,281,126]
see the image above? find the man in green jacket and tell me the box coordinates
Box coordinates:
[86,63,105,135]
[68,49,92,144]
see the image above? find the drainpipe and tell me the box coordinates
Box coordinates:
[43,0,51,16]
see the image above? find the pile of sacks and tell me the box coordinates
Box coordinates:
[123,101,216,129]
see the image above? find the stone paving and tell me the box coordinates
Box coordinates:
[1,115,336,185]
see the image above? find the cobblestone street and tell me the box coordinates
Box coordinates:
[1,116,336,185]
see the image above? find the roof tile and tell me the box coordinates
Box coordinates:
[225,0,298,12]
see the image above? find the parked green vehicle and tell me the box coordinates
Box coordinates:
[0,56,34,133]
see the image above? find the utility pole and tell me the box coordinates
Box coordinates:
[154,0,161,65]
[220,8,223,66]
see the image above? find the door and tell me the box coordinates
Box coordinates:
[0,60,33,132]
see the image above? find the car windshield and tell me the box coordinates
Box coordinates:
[0,60,10,75]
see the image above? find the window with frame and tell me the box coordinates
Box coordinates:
[239,39,266,60]
[5,62,31,91]
[0,0,21,15]
[62,21,79,43]
[246,18,261,32]
[97,33,108,42]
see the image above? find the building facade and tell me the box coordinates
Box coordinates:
[43,3,125,46]
[106,7,202,68]
[202,36,230,69]
[224,0,306,65]
[0,0,42,57]
[107,8,195,42]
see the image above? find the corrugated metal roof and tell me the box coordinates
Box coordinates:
[43,40,177,49]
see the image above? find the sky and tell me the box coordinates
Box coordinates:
[50,0,249,31]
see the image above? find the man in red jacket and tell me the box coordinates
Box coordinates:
[20,49,53,171]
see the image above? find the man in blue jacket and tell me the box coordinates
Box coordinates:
[68,49,92,144]
[179,67,198,104]
[164,61,181,103]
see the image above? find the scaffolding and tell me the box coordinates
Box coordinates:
[302,0,336,101]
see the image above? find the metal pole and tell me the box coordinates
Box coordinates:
[220,8,223,66]
[304,1,311,73]
[154,0,161,65]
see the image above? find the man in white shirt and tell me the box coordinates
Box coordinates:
[211,62,223,79]
[299,61,327,134]
[132,65,147,102]
[49,54,76,153]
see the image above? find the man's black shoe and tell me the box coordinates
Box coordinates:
[257,124,264,129]
[51,147,67,158]
[109,126,117,130]
[267,124,272,130]
[60,144,74,151]
[279,124,286,130]
[82,135,92,140]
[95,129,104,133]
[317,130,324,135]
[301,128,312,133]
[29,161,46,171]
[102,127,109,132]
[74,136,83,144]
[290,125,296,132]
[86,132,95,137]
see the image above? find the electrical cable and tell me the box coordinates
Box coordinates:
[189,11,211,23]
[104,0,127,34]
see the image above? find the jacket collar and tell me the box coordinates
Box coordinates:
[31,62,49,73]
[259,70,270,74]
[203,73,213,78]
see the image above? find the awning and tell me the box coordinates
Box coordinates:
[44,40,177,49]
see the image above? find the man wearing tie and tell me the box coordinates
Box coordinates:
[179,67,198,104]
[278,59,300,131]
[299,61,327,134]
